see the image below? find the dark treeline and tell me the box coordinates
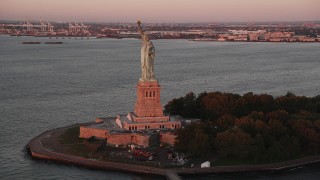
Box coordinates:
[165,92,320,163]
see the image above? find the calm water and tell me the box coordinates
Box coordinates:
[0,35,319,179]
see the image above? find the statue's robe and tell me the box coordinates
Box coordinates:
[140,40,155,81]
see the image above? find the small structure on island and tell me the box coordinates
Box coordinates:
[79,20,183,147]
[201,161,211,168]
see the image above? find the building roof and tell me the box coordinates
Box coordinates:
[87,117,122,130]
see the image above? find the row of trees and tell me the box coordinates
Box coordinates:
[166,92,320,163]
[165,91,320,120]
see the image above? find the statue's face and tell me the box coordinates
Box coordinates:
[142,34,149,41]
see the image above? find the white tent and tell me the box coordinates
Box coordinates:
[201,161,210,168]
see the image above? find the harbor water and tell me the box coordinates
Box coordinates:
[0,35,319,179]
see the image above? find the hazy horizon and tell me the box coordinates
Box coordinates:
[1,0,319,23]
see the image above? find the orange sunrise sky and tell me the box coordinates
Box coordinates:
[1,0,319,22]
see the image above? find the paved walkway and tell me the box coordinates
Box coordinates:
[165,169,182,180]
[28,124,320,179]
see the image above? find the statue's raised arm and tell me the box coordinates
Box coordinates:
[137,20,143,35]
[137,20,155,82]
[137,19,149,42]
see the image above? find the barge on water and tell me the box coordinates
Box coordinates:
[22,42,41,44]
[45,42,63,44]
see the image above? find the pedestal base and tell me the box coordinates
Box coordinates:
[134,80,164,117]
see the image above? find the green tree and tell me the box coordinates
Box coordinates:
[215,128,252,159]
[188,126,212,157]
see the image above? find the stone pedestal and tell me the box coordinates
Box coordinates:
[134,80,165,118]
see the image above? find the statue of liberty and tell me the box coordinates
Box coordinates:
[137,20,156,81]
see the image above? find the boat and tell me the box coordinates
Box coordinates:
[22,42,41,44]
[45,42,63,44]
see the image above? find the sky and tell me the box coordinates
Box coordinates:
[1,0,319,23]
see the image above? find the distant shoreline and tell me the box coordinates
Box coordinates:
[1,35,319,43]
[27,123,320,179]
[190,39,320,43]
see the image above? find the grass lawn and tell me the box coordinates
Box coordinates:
[66,144,91,158]
[59,126,84,144]
[57,126,91,157]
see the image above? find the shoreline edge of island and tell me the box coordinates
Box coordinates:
[27,123,320,180]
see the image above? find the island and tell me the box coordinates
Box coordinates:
[27,21,320,180]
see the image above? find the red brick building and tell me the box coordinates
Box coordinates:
[79,78,182,147]
[79,77,184,147]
